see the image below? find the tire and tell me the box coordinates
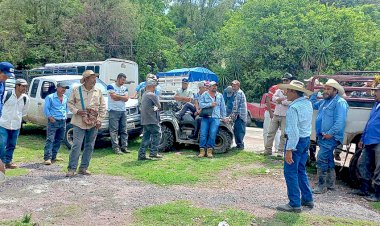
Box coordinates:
[254,121,264,128]
[246,113,253,127]
[348,148,362,188]
[213,128,232,154]
[158,125,174,152]
[64,123,74,149]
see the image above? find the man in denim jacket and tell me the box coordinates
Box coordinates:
[310,79,348,194]
[198,81,228,158]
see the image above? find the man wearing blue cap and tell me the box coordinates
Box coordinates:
[0,62,15,117]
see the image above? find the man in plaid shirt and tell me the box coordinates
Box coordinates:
[230,80,248,150]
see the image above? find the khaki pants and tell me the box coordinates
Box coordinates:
[265,115,286,153]
[263,110,281,151]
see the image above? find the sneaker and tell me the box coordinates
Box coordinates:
[43,160,52,165]
[149,154,163,159]
[66,170,76,177]
[138,156,152,161]
[78,168,91,176]
[5,163,18,169]
[114,149,124,155]
[121,148,131,154]
[52,157,64,163]
[276,204,301,213]
[301,201,314,208]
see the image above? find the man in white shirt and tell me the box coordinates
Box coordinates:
[264,73,296,156]
[0,79,29,169]
[107,73,130,154]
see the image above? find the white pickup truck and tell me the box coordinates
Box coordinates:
[23,75,142,149]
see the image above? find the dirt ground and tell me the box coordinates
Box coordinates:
[1,127,379,225]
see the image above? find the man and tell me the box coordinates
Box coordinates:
[174,78,193,107]
[310,79,348,194]
[187,81,209,140]
[43,82,70,165]
[0,79,29,169]
[263,85,281,152]
[107,73,130,155]
[230,80,248,150]
[264,73,296,155]
[198,81,228,158]
[176,81,207,120]
[131,73,161,99]
[138,79,162,160]
[0,62,15,117]
[356,84,380,201]
[223,86,234,116]
[66,70,106,177]
[276,80,314,213]
[0,62,14,171]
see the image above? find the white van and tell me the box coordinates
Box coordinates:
[44,58,138,95]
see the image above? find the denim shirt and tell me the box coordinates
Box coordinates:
[361,102,380,145]
[200,91,226,119]
[44,92,69,120]
[285,97,313,151]
[310,93,349,143]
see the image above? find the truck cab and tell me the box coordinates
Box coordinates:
[24,75,142,149]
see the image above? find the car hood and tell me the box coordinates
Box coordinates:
[125,98,138,108]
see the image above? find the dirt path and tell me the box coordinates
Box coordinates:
[1,161,379,225]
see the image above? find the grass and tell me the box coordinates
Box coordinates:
[5,168,29,177]
[133,201,254,226]
[13,123,282,185]
[259,212,378,226]
[0,214,35,226]
[372,202,380,212]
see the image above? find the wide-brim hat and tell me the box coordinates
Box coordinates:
[80,70,96,83]
[325,79,345,96]
[278,80,313,96]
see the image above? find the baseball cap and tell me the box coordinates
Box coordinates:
[182,78,189,83]
[225,86,233,97]
[209,81,217,86]
[57,82,70,89]
[0,62,15,77]
[146,79,157,86]
[198,81,206,88]
[16,78,28,86]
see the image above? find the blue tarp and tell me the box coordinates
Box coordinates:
[156,67,219,82]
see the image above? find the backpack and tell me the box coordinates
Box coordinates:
[2,90,27,105]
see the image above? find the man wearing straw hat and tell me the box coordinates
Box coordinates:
[66,70,106,177]
[309,79,348,194]
[276,80,314,212]
[355,84,380,202]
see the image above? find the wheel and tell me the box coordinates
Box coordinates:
[348,148,363,188]
[254,121,264,128]
[158,125,174,152]
[246,113,253,127]
[64,123,74,149]
[213,128,232,154]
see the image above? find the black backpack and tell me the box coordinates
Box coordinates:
[2,90,27,105]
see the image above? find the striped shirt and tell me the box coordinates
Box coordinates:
[285,97,313,151]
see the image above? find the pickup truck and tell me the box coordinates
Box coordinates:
[246,95,267,127]
[23,75,142,149]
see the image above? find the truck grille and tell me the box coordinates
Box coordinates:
[127,107,138,115]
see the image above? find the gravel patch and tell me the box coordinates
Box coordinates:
[0,162,379,225]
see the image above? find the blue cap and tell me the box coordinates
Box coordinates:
[182,78,189,83]
[0,62,15,77]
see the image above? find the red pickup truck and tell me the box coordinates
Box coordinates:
[246,94,267,127]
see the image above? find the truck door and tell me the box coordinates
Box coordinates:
[26,79,41,123]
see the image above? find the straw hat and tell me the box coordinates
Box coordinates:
[80,70,96,83]
[278,80,313,96]
[371,84,380,90]
[325,79,345,96]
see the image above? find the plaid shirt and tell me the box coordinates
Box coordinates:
[232,89,248,122]
[285,97,313,151]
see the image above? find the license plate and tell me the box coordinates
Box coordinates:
[127,123,135,129]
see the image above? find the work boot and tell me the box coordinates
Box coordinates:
[326,168,336,190]
[313,169,328,194]
[121,148,131,154]
[78,168,91,176]
[207,148,213,158]
[5,163,18,169]
[51,157,64,164]
[263,150,272,156]
[114,148,123,155]
[365,184,380,202]
[276,204,301,213]
[352,179,371,196]
[66,169,76,177]
[198,148,206,157]
[149,154,163,159]
[301,201,314,209]
[43,160,52,165]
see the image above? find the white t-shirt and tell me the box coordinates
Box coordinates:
[107,83,128,111]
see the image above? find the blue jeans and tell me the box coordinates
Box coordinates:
[317,135,338,171]
[284,137,313,208]
[138,124,161,159]
[109,110,128,151]
[358,144,380,186]
[68,126,98,170]
[233,117,246,148]
[0,126,20,164]
[199,117,220,148]
[178,102,196,118]
[44,120,66,161]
